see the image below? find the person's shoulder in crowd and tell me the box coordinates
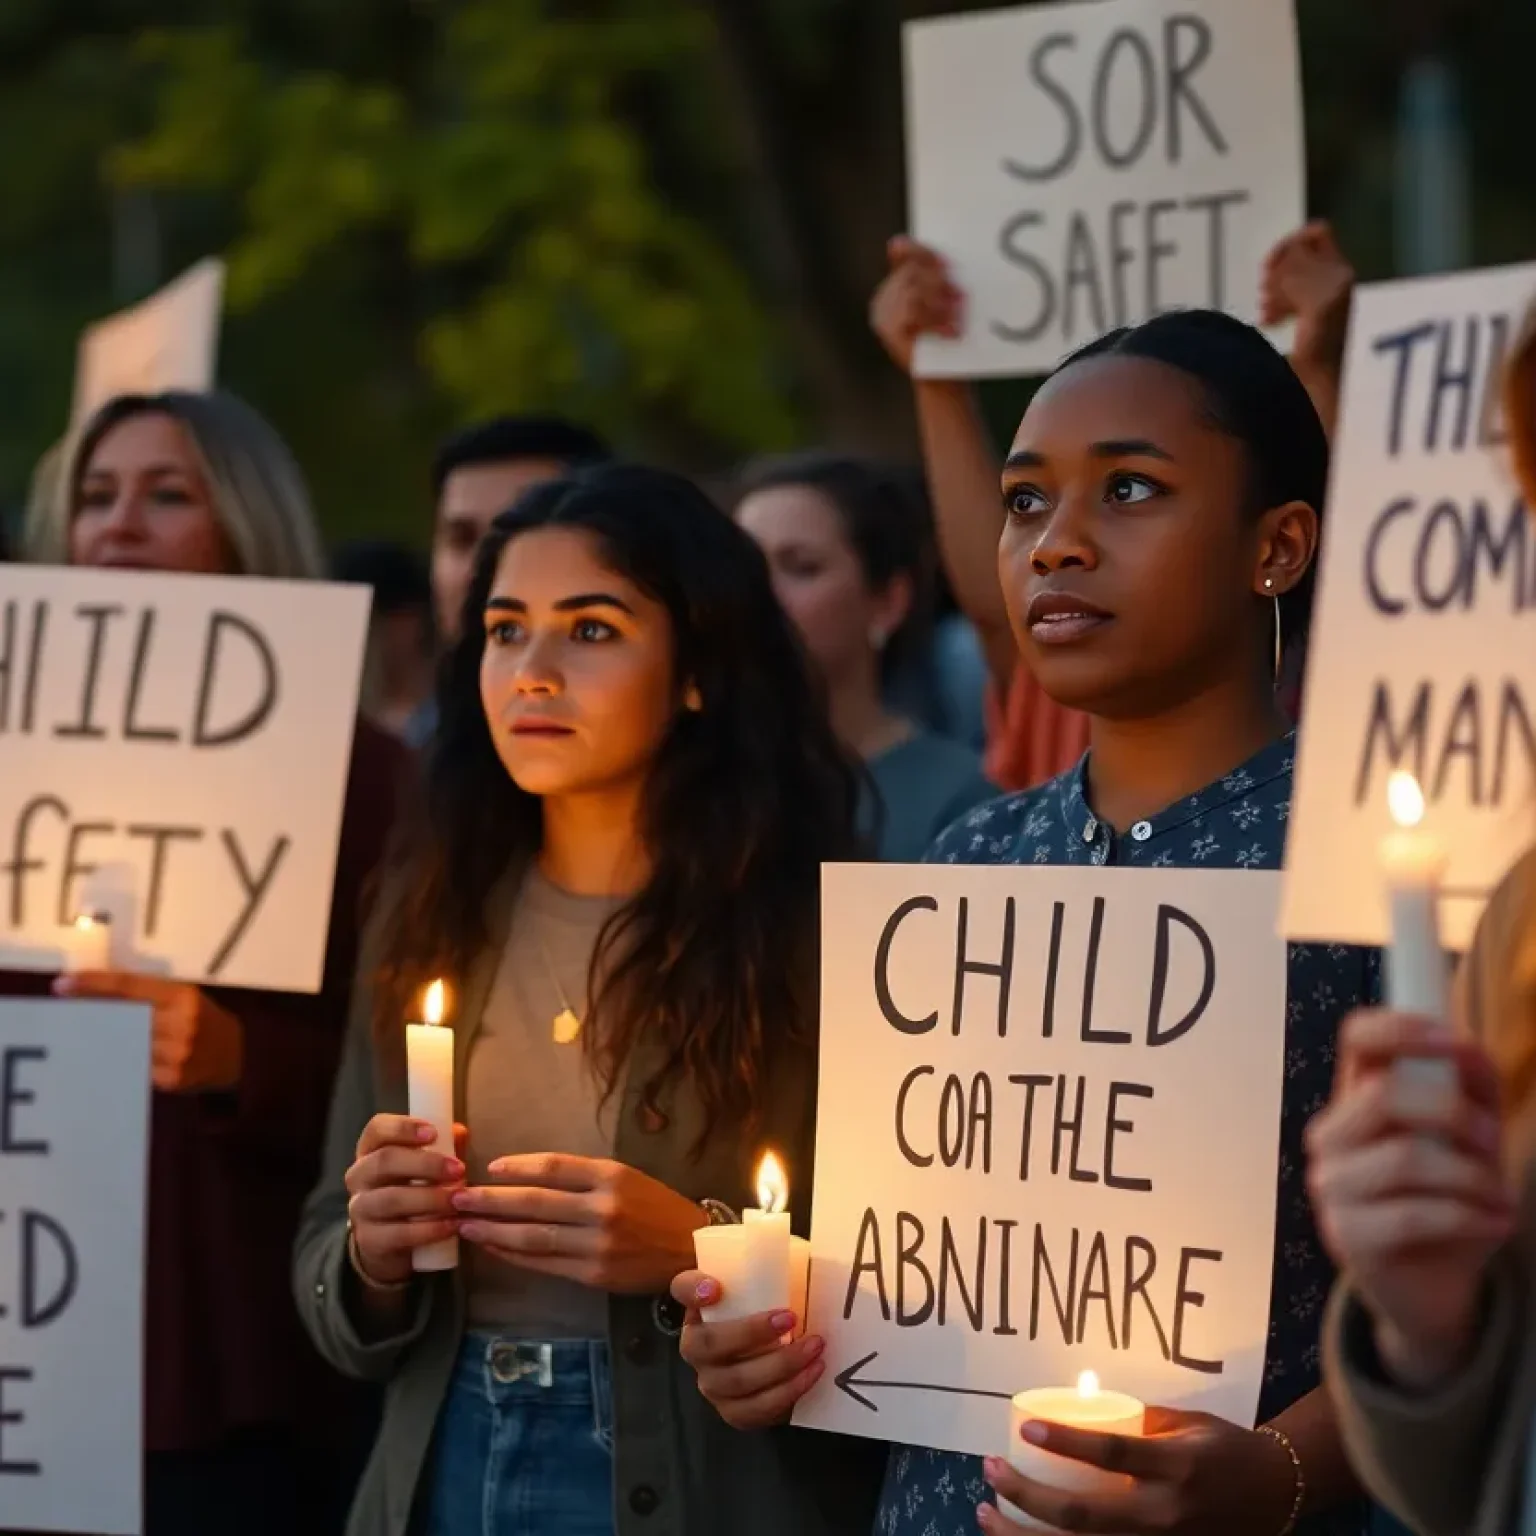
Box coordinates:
[923,763,1074,867]
[868,729,997,863]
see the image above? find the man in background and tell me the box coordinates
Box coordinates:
[410,415,610,746]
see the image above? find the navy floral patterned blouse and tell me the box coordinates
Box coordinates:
[874,731,1377,1536]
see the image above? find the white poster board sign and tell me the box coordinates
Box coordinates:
[0,999,151,1535]
[795,864,1287,1458]
[71,259,225,428]
[0,565,371,992]
[905,0,1305,378]
[1285,262,1536,951]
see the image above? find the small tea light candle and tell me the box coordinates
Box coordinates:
[1000,1371,1146,1529]
[694,1150,811,1328]
[64,912,113,973]
[406,979,457,1272]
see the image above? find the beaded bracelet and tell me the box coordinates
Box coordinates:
[1256,1423,1306,1536]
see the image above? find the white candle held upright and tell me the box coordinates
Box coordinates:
[406,979,457,1272]
[1000,1371,1146,1529]
[1381,772,1456,1107]
[693,1150,811,1329]
[64,912,113,973]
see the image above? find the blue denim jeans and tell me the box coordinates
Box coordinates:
[424,1335,615,1536]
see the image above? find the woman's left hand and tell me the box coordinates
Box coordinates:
[980,1408,1296,1535]
[453,1153,706,1293]
[53,972,244,1093]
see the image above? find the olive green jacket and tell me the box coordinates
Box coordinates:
[292,874,888,1536]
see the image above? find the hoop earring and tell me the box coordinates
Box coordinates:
[1263,578,1281,681]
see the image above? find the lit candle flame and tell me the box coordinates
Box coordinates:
[755,1149,789,1214]
[73,914,97,932]
[423,979,446,1027]
[1076,1369,1100,1399]
[1387,771,1426,831]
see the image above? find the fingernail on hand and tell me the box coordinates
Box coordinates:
[450,1191,473,1211]
[803,1335,825,1360]
[1020,1420,1049,1446]
[770,1310,796,1334]
[695,1279,719,1304]
[457,1221,484,1242]
[416,1125,436,1142]
[442,1158,465,1180]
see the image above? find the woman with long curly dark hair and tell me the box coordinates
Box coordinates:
[293,462,888,1536]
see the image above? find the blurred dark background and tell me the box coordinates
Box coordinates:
[1,0,1531,545]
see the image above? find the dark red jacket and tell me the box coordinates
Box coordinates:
[2,717,411,1454]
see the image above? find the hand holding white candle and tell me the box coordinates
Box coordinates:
[693,1150,811,1329]
[406,979,457,1272]
[1000,1371,1146,1530]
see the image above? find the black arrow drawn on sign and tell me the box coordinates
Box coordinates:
[835,1352,1014,1412]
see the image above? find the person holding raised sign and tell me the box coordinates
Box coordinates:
[1312,307,1536,1536]
[7,389,411,1536]
[673,310,1379,1535]
[293,465,888,1536]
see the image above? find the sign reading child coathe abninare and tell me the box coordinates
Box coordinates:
[0,1000,151,1536]
[904,0,1305,379]
[1284,261,1536,952]
[0,565,370,992]
[794,864,1286,1458]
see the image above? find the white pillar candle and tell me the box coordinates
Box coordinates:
[405,979,457,1272]
[693,1150,803,1325]
[64,912,113,973]
[1000,1372,1146,1530]
[1381,772,1456,1108]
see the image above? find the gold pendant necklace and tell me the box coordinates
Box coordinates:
[535,927,583,1045]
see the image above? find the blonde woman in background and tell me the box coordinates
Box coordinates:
[8,390,411,1536]
[1313,309,1536,1536]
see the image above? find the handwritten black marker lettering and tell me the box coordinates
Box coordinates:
[1105,1082,1155,1191]
[1003,33,1082,182]
[0,1047,48,1155]
[0,1367,40,1475]
[1092,29,1157,169]
[57,820,113,927]
[952,895,1015,1037]
[193,611,278,748]
[874,896,940,1035]
[1427,316,1480,454]
[1122,1235,1172,1360]
[1374,321,1437,457]
[208,830,290,976]
[53,603,122,740]
[1163,14,1227,159]
[1,796,67,928]
[845,1208,891,1322]
[1146,904,1215,1047]
[938,1216,987,1330]
[126,823,204,936]
[1075,1229,1118,1349]
[1354,679,1429,804]
[895,1211,935,1327]
[894,1065,936,1169]
[122,609,180,743]
[1172,1247,1225,1374]
[21,1210,77,1328]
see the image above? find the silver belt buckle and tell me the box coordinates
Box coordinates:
[490,1341,554,1387]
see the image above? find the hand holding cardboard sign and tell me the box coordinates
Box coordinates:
[980,1408,1296,1535]
[870,236,965,375]
[53,971,243,1093]
[1305,1008,1511,1389]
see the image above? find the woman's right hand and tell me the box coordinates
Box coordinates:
[869,235,964,375]
[672,1270,826,1430]
[1305,1009,1514,1386]
[344,1114,466,1288]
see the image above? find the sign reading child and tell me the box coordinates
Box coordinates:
[794,864,1287,1458]
[0,999,151,1536]
[0,564,370,992]
[1285,261,1536,951]
[905,0,1305,379]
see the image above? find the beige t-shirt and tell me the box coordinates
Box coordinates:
[463,867,625,1337]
